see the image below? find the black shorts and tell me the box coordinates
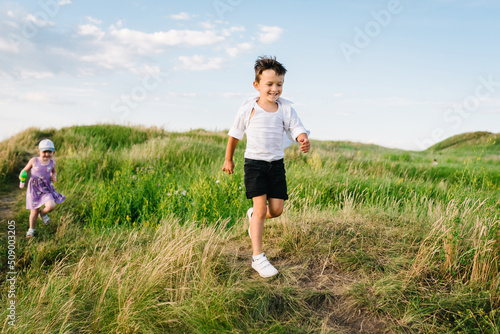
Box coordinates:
[244,158,288,200]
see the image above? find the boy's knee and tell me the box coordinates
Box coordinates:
[269,207,283,218]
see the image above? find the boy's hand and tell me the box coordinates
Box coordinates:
[222,160,235,175]
[298,136,310,153]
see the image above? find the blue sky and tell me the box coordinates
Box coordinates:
[1,0,499,150]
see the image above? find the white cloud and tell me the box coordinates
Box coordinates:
[341,96,439,107]
[167,91,198,98]
[79,43,135,70]
[130,64,162,77]
[20,70,54,79]
[479,97,500,114]
[86,16,102,25]
[226,42,253,57]
[72,24,227,71]
[26,13,55,27]
[78,24,105,39]
[177,55,225,71]
[82,81,109,87]
[58,0,72,5]
[24,91,52,103]
[0,36,19,53]
[109,26,225,50]
[222,25,245,36]
[225,47,239,58]
[170,12,196,20]
[1,8,237,77]
[213,92,248,99]
[75,24,226,50]
[258,25,283,44]
[199,21,215,29]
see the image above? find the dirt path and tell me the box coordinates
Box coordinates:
[0,185,22,232]
[225,239,394,334]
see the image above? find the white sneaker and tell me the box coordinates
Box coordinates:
[247,207,253,239]
[26,229,35,238]
[252,254,278,278]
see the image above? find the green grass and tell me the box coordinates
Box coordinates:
[1,125,499,333]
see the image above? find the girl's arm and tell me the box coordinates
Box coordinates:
[222,136,239,175]
[51,160,57,183]
[19,158,35,178]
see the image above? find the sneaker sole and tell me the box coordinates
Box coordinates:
[252,266,278,278]
[256,270,278,278]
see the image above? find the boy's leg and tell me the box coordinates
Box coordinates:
[266,198,284,218]
[250,194,279,278]
[250,194,267,256]
[250,196,285,256]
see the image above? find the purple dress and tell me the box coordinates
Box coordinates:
[26,158,66,209]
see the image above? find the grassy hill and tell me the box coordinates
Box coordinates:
[428,131,499,152]
[1,125,499,333]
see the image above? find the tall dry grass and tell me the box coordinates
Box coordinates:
[2,219,233,333]
[408,198,500,304]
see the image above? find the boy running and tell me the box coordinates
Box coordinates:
[223,56,310,277]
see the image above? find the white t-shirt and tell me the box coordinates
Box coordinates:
[228,96,309,162]
[245,102,285,162]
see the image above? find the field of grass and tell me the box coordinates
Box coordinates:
[1,125,499,333]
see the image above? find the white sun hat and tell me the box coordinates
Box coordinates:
[39,139,55,152]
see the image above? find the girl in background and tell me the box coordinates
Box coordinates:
[20,139,66,238]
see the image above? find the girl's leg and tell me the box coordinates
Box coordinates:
[29,208,39,229]
[40,200,56,214]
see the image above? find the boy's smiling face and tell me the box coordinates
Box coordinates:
[253,69,284,105]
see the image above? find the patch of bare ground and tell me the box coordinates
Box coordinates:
[224,233,396,334]
[0,185,21,226]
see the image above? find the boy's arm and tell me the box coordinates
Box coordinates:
[222,136,239,175]
[296,133,310,153]
[287,107,309,144]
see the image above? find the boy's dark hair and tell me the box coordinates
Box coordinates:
[254,56,287,82]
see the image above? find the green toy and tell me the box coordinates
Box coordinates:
[20,170,27,188]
